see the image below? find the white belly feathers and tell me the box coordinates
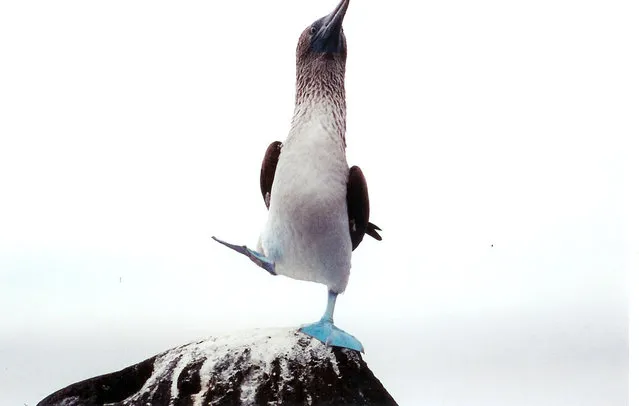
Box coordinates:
[258,114,352,293]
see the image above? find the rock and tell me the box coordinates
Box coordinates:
[38,328,397,406]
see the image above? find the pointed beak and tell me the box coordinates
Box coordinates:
[319,0,349,38]
[313,0,349,53]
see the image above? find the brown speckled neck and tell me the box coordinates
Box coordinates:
[293,59,347,142]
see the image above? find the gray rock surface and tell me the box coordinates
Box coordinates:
[38,328,397,406]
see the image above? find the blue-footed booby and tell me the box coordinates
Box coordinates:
[212,0,381,352]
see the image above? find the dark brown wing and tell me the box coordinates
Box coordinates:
[260,141,282,209]
[347,166,382,251]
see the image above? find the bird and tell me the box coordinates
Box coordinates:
[212,0,381,352]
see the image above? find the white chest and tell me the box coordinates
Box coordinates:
[273,106,348,206]
[257,105,352,292]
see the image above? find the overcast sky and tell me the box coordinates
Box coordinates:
[0,1,635,405]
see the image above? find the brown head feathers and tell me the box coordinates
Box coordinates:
[295,0,349,106]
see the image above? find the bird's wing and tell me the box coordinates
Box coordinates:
[347,166,382,250]
[260,141,282,209]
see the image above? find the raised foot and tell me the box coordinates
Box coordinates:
[300,320,364,352]
[211,236,276,275]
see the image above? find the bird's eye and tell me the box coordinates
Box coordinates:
[309,26,317,35]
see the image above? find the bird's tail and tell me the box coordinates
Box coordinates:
[365,222,382,241]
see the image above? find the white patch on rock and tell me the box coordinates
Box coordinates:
[118,327,344,406]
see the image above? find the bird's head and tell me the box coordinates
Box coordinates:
[295,0,349,103]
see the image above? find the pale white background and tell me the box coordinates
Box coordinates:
[0,1,635,405]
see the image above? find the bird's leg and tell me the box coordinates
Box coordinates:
[321,289,337,323]
[299,289,364,352]
[211,236,276,275]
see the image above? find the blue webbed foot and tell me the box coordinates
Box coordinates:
[300,320,364,352]
[211,236,276,275]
